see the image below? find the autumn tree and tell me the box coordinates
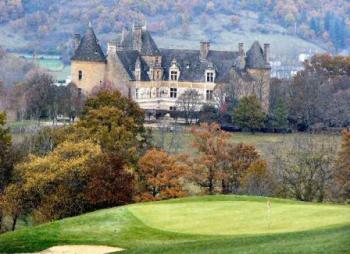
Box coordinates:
[334,130,350,202]
[222,143,263,194]
[0,113,13,231]
[77,90,148,163]
[234,95,266,133]
[190,123,229,194]
[14,140,102,223]
[85,154,134,208]
[240,160,276,196]
[137,149,189,201]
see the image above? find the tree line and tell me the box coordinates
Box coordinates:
[199,54,350,132]
[0,89,349,233]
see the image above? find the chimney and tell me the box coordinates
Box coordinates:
[73,33,81,50]
[200,41,210,61]
[133,25,143,52]
[238,42,244,56]
[107,41,117,56]
[264,43,270,64]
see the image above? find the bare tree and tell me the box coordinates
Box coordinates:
[270,135,337,202]
[176,89,201,124]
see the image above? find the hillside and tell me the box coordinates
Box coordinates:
[0,0,349,63]
[0,195,349,254]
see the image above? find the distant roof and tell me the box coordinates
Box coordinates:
[246,41,269,69]
[72,27,106,62]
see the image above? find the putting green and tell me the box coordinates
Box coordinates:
[128,200,350,235]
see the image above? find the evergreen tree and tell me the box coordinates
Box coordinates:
[270,98,289,130]
[234,95,266,133]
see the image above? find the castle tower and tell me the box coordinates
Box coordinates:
[245,41,271,112]
[71,25,106,94]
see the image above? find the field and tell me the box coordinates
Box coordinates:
[152,129,340,155]
[0,195,349,254]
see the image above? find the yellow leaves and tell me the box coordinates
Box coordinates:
[16,140,102,194]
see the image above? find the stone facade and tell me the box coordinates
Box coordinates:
[71,24,271,112]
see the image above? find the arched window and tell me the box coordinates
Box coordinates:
[78,70,83,80]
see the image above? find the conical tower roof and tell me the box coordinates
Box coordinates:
[245,41,266,69]
[72,26,106,62]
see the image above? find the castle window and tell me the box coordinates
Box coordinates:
[170,88,177,98]
[170,71,178,81]
[78,70,83,80]
[206,71,214,82]
[206,90,213,101]
[169,106,177,111]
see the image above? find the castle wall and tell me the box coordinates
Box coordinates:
[246,68,271,112]
[71,61,106,94]
[130,80,216,111]
[105,54,132,97]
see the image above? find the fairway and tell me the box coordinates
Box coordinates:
[128,200,350,235]
[0,196,349,254]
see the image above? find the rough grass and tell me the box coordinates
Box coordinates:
[0,195,349,254]
[152,130,340,156]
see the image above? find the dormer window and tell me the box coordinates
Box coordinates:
[170,71,178,81]
[206,71,215,83]
[169,58,180,81]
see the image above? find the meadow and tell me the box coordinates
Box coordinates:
[0,195,349,254]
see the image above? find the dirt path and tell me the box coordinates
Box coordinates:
[35,245,124,254]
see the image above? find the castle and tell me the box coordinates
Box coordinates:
[71,24,271,112]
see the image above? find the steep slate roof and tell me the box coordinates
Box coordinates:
[121,29,160,56]
[245,41,268,69]
[160,49,239,83]
[117,50,150,81]
[72,27,106,62]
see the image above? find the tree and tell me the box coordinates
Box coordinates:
[334,130,350,202]
[190,123,229,194]
[199,104,219,124]
[234,95,266,133]
[0,112,12,231]
[24,70,57,121]
[270,98,289,130]
[222,143,262,194]
[1,184,28,231]
[176,89,201,124]
[137,149,189,201]
[270,135,337,202]
[85,154,134,208]
[240,160,276,196]
[15,140,102,223]
[0,113,12,192]
[77,90,148,163]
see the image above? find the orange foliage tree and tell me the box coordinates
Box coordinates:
[137,149,189,201]
[190,123,269,195]
[190,123,229,194]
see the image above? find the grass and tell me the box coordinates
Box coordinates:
[0,195,349,254]
[152,130,340,155]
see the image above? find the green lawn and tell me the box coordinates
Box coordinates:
[0,195,349,254]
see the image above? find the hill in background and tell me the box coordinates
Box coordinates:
[1,0,349,65]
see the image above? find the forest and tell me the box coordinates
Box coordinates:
[0,0,349,56]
